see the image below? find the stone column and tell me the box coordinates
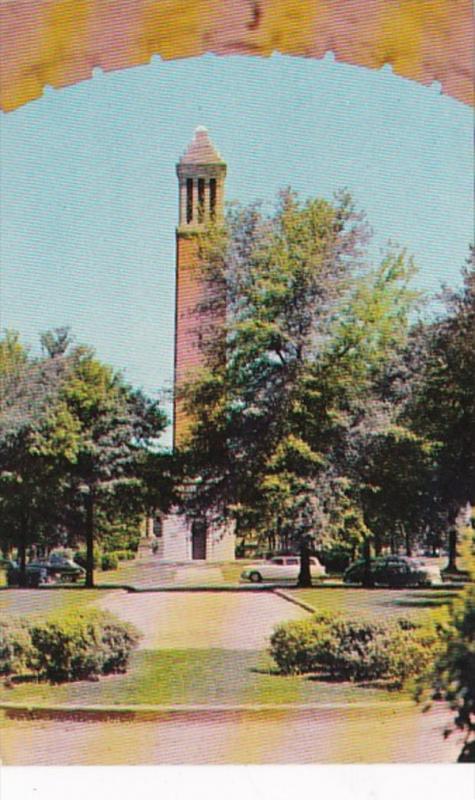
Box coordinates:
[192,178,198,224]
[179,180,187,226]
[204,179,211,221]
[216,177,225,220]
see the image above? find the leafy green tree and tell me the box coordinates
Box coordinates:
[40,326,74,359]
[0,331,169,587]
[360,426,437,557]
[418,527,475,762]
[180,190,418,585]
[0,331,72,577]
[407,253,475,569]
[39,347,168,587]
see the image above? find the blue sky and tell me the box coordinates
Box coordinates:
[1,54,472,432]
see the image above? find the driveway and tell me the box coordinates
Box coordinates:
[99,590,309,649]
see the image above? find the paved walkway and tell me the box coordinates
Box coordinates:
[1,704,463,764]
[99,590,309,649]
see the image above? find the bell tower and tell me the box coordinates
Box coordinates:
[148,127,234,562]
[173,126,227,445]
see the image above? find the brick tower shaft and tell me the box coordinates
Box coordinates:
[174,126,227,446]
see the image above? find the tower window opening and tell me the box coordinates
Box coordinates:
[210,178,217,218]
[186,178,193,223]
[198,178,205,223]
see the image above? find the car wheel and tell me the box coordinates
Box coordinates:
[249,571,262,583]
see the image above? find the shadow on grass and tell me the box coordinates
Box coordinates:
[305,673,403,692]
[249,666,281,677]
[3,674,40,686]
[250,667,399,693]
[384,597,455,609]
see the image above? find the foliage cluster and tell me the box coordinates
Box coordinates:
[73,547,102,570]
[100,552,119,571]
[0,610,140,682]
[270,612,440,687]
[0,618,35,676]
[178,191,473,583]
[0,328,172,586]
[418,528,475,761]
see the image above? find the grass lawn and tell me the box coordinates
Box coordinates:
[286,586,460,622]
[0,584,453,711]
[0,648,405,708]
[0,588,104,620]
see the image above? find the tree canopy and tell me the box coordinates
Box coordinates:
[178,189,421,584]
[0,329,170,585]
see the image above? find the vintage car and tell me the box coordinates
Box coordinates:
[41,555,86,582]
[7,561,49,588]
[240,555,326,583]
[343,555,442,587]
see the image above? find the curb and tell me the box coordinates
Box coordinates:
[272,589,317,613]
[122,585,275,593]
[3,581,463,594]
[0,700,414,717]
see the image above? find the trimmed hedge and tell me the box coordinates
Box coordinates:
[270,612,440,687]
[0,619,34,677]
[29,610,140,681]
[1,610,140,683]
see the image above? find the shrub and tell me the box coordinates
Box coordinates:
[0,619,34,677]
[270,612,339,675]
[29,615,104,681]
[270,612,439,687]
[317,546,352,573]
[100,613,141,674]
[74,548,101,570]
[323,618,390,682]
[384,624,442,688]
[29,610,140,682]
[115,550,135,562]
[101,552,119,571]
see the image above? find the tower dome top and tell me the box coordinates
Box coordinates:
[179,127,225,165]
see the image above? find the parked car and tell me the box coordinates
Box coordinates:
[7,561,49,588]
[240,555,326,583]
[41,555,86,582]
[343,555,442,587]
[0,557,17,570]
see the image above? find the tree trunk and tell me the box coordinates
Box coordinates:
[446,526,458,572]
[85,491,95,588]
[405,528,412,557]
[374,534,382,556]
[390,534,396,555]
[18,528,27,588]
[362,536,374,588]
[297,539,312,588]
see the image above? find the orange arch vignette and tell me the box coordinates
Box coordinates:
[0,0,473,113]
